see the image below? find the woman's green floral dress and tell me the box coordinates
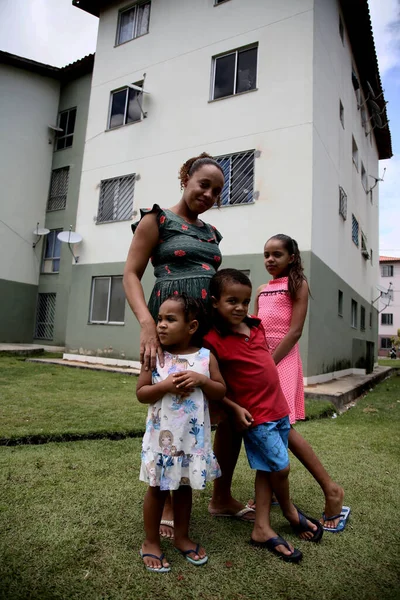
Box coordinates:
[131,204,223,319]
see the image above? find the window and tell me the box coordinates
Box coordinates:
[116,2,151,45]
[381,313,393,326]
[361,162,368,191]
[381,337,392,349]
[370,249,373,265]
[97,174,135,223]
[352,215,359,246]
[35,293,56,340]
[351,299,358,328]
[55,108,76,151]
[352,136,358,170]
[42,229,62,273]
[215,150,255,206]
[382,265,394,277]
[47,167,69,211]
[339,100,344,128]
[108,84,143,129]
[90,276,125,324]
[338,290,343,316]
[339,15,344,43]
[215,0,231,4]
[361,232,369,258]
[360,306,366,331]
[212,45,258,100]
[352,66,360,104]
[369,311,372,328]
[339,186,347,220]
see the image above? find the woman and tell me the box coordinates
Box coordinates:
[123,153,254,538]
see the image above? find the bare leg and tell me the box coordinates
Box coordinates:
[142,486,170,570]
[209,418,254,520]
[159,493,174,538]
[251,471,293,555]
[288,427,344,528]
[173,486,206,561]
[269,465,317,541]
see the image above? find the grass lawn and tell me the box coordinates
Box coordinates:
[0,356,399,599]
[378,358,400,368]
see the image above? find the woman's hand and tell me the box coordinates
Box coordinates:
[140,320,164,371]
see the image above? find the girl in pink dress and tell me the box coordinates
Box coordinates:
[250,234,349,532]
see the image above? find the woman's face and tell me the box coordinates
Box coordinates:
[183,165,224,215]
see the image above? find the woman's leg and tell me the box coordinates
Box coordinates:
[173,486,206,560]
[142,486,170,569]
[288,427,344,528]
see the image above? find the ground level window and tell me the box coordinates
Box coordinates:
[35,293,56,340]
[351,299,357,328]
[215,150,255,205]
[90,276,125,324]
[381,337,392,349]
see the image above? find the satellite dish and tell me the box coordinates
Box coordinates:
[128,84,150,94]
[372,112,383,128]
[58,231,82,244]
[32,223,50,248]
[376,284,389,293]
[368,99,381,114]
[366,81,376,99]
[48,124,63,132]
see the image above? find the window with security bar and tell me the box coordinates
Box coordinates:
[381,264,393,277]
[116,2,151,45]
[339,186,347,220]
[35,293,56,340]
[47,167,69,211]
[381,313,393,326]
[214,151,255,206]
[55,107,76,151]
[108,84,143,129]
[360,306,366,331]
[90,276,126,324]
[97,174,135,223]
[212,45,258,100]
[352,214,359,246]
[42,229,62,273]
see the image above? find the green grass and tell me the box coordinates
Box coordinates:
[378,357,400,368]
[0,359,399,599]
[0,355,146,442]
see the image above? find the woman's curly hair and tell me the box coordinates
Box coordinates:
[178,152,224,207]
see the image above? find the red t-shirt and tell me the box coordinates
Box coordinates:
[204,317,289,426]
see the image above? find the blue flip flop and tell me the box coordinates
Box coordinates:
[139,549,171,573]
[176,543,208,566]
[322,506,351,533]
[250,536,302,563]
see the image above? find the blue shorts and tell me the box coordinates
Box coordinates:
[243,416,290,472]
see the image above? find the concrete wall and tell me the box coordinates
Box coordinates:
[0,64,60,341]
[312,0,380,303]
[36,73,93,345]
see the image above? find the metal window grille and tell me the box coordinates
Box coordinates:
[47,167,69,211]
[90,276,125,323]
[339,186,347,219]
[381,313,393,326]
[55,108,76,151]
[117,1,151,45]
[381,265,393,277]
[215,150,255,206]
[360,306,366,331]
[97,174,135,223]
[352,214,359,246]
[35,293,56,339]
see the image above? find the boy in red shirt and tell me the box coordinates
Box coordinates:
[203,269,323,562]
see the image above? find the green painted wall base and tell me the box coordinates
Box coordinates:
[64,253,378,377]
[0,278,37,342]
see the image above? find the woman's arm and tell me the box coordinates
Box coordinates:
[272,279,309,365]
[123,213,163,370]
[172,353,226,402]
[253,284,265,315]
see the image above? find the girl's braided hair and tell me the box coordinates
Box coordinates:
[268,234,309,301]
[178,152,224,207]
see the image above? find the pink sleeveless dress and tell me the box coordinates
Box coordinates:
[257,277,305,424]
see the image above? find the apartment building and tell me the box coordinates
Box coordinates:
[378,256,400,357]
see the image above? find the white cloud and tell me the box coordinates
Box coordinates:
[368,0,400,76]
[378,156,400,257]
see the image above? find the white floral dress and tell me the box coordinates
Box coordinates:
[140,348,221,490]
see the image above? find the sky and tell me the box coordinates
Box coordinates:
[0,0,399,256]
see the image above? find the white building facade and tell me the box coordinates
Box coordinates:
[378,257,400,357]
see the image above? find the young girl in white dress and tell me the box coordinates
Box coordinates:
[137,294,226,572]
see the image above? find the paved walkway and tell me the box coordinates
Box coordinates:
[28,357,140,375]
[0,343,65,354]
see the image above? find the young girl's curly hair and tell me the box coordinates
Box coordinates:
[178,152,224,206]
[268,234,309,301]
